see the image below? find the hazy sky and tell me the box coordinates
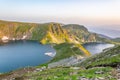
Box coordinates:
[0,0,120,37]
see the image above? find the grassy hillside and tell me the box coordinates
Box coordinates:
[63,24,100,43]
[0,20,79,44]
[50,43,90,62]
[0,20,35,39]
[23,67,114,80]
[0,20,117,44]
[75,46,120,69]
[40,23,78,44]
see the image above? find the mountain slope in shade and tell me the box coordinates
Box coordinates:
[112,38,120,42]
[98,34,112,39]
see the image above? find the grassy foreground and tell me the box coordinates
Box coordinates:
[24,67,115,80]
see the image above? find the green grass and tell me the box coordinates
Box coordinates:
[24,67,115,80]
[31,24,49,41]
[78,67,113,78]
[76,46,120,68]
[50,43,85,62]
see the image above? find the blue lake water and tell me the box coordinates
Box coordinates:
[83,42,114,54]
[0,40,55,73]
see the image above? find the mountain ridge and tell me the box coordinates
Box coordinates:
[0,20,106,44]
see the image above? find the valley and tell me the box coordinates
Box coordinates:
[0,20,119,80]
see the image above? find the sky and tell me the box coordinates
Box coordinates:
[0,0,120,38]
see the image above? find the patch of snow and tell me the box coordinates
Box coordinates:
[2,36,9,41]
[22,35,27,40]
[45,52,56,57]
[12,38,15,40]
[1,36,9,42]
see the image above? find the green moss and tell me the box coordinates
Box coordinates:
[50,43,76,62]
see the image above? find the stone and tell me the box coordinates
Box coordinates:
[98,77,105,80]
[95,71,104,74]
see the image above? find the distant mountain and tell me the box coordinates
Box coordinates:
[112,38,120,42]
[88,26,120,38]
[98,34,112,39]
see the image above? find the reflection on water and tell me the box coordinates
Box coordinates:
[83,43,114,54]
